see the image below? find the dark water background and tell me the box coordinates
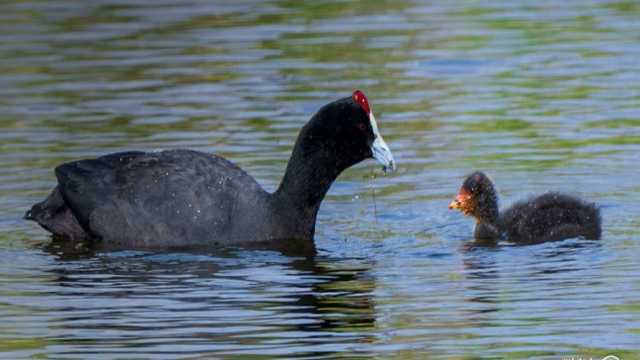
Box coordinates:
[1,0,639,358]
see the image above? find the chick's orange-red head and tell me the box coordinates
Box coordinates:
[449,186,475,215]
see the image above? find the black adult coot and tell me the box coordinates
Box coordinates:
[448,171,601,244]
[25,91,395,252]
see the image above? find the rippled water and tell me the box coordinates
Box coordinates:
[1,0,639,358]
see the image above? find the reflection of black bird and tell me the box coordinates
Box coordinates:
[25,91,395,254]
[41,247,377,359]
[449,171,601,244]
[287,258,376,355]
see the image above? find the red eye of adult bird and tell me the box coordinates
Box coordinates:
[352,90,395,173]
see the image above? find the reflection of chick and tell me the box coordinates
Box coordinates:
[449,171,601,244]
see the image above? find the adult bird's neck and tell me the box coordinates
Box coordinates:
[275,143,341,217]
[271,131,347,240]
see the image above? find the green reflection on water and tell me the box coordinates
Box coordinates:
[0,338,48,353]
[603,1,640,13]
[536,135,640,149]
[463,119,533,132]
[585,118,640,128]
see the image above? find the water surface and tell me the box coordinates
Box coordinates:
[1,0,639,358]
